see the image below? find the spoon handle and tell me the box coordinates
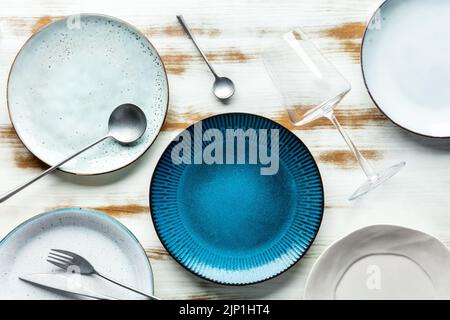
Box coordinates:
[176,15,218,77]
[0,136,109,203]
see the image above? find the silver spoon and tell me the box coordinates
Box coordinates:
[0,103,147,203]
[177,15,235,100]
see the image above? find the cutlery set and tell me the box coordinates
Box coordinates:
[21,249,160,300]
[44,249,159,300]
[2,0,450,300]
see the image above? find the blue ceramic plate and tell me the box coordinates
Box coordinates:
[150,113,324,285]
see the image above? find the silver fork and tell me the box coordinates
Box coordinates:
[47,249,160,300]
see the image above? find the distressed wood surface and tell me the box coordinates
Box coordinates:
[1,0,450,300]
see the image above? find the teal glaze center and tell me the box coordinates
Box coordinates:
[178,163,297,255]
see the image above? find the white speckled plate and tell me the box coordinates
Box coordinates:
[362,0,450,137]
[305,225,450,300]
[0,208,154,300]
[7,14,168,175]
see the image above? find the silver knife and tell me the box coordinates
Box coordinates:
[19,273,118,300]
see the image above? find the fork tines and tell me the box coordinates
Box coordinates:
[47,249,74,271]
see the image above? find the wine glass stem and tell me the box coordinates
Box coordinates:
[326,111,378,181]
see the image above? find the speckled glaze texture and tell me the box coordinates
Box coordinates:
[0,208,154,299]
[150,113,324,285]
[7,14,168,174]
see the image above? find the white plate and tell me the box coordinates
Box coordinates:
[362,0,450,137]
[304,225,450,300]
[0,208,154,300]
[7,14,168,175]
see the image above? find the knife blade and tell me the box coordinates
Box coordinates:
[19,273,118,300]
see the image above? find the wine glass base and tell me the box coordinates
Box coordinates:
[349,162,406,201]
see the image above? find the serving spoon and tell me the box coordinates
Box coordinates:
[177,15,235,100]
[0,103,147,203]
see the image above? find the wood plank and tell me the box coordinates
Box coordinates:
[0,0,449,300]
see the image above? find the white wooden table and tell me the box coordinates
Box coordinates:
[1,0,449,300]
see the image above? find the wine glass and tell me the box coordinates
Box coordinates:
[263,28,405,201]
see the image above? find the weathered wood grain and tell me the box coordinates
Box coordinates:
[317,150,383,168]
[0,0,449,300]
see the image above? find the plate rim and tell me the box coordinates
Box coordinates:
[0,207,154,295]
[6,13,170,175]
[304,224,450,299]
[148,112,325,286]
[361,0,450,139]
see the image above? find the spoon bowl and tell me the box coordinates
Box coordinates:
[108,104,147,144]
[0,103,148,203]
[213,77,235,100]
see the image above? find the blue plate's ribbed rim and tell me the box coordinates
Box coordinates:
[0,207,154,294]
[149,112,325,286]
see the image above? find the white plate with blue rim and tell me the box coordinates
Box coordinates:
[304,225,450,300]
[0,208,154,299]
[7,14,168,175]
